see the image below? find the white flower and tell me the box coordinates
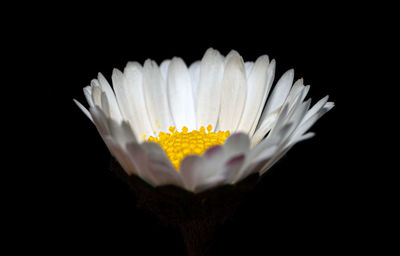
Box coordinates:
[74,48,334,193]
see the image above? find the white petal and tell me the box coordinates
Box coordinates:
[103,136,136,175]
[285,78,304,104]
[91,81,102,107]
[259,147,288,175]
[141,142,184,187]
[89,106,110,136]
[97,73,123,122]
[112,68,148,141]
[224,49,240,62]
[267,104,290,139]
[125,142,152,182]
[287,131,315,147]
[143,59,173,133]
[256,122,299,176]
[123,62,155,139]
[293,101,334,138]
[112,68,132,120]
[74,99,93,122]
[108,119,137,147]
[244,61,254,78]
[300,85,310,102]
[286,99,312,136]
[167,57,196,130]
[160,59,171,82]
[83,86,94,108]
[189,60,200,108]
[196,48,224,130]
[251,122,293,164]
[258,69,294,127]
[218,54,247,131]
[233,145,277,183]
[258,132,315,176]
[237,55,269,133]
[303,95,329,121]
[249,59,276,137]
[100,91,110,117]
[251,108,280,146]
[324,102,335,110]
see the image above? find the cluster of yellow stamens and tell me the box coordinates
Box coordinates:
[145,125,230,171]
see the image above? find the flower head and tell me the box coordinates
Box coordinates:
[74,48,334,193]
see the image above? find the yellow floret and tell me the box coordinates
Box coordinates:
[145,125,230,171]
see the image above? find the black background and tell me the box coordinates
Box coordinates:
[14,3,391,255]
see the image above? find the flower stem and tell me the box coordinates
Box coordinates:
[179,218,216,256]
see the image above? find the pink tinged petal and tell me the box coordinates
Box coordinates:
[180,145,226,193]
[218,54,247,131]
[249,59,276,137]
[196,48,224,130]
[143,60,174,133]
[237,55,269,133]
[123,62,155,138]
[194,146,227,193]
[222,154,246,184]
[223,133,250,160]
[73,99,93,122]
[141,142,184,187]
[97,73,123,122]
[167,57,196,130]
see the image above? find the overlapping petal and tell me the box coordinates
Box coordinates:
[75,48,334,193]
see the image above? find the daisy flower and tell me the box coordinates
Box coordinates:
[74,48,334,193]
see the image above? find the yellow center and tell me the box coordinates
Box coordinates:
[145,125,230,171]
